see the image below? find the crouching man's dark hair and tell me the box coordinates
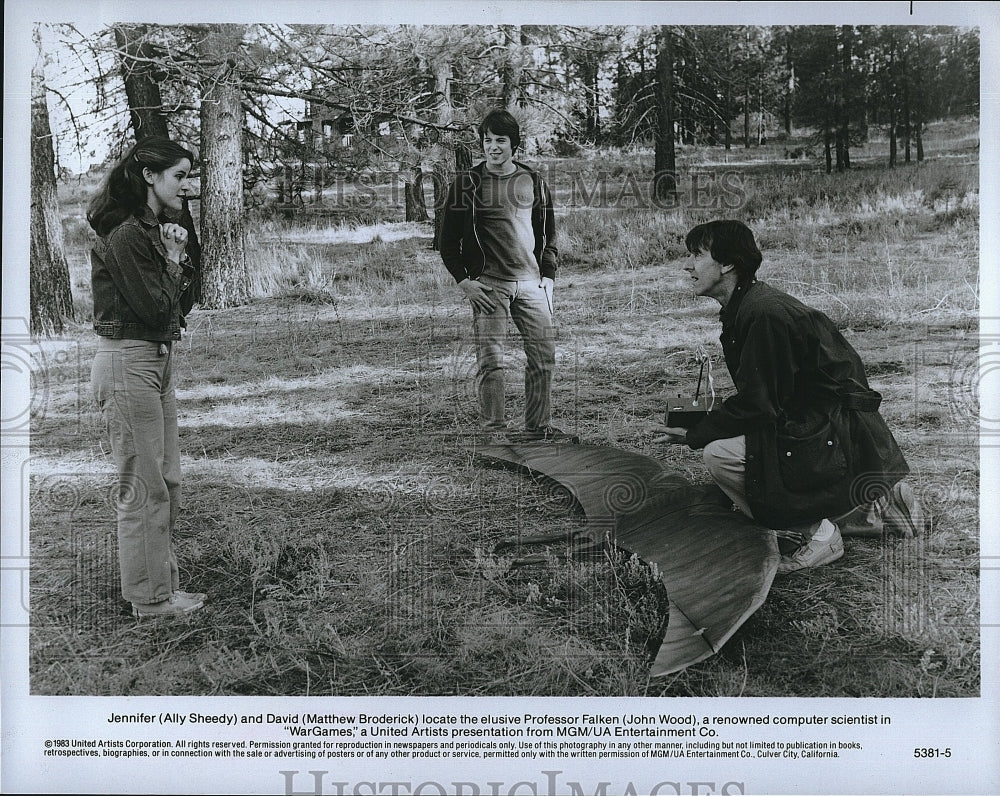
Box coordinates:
[685,220,763,281]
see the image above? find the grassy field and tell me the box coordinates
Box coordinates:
[30,120,979,696]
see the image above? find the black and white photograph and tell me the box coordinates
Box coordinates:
[3,1,998,794]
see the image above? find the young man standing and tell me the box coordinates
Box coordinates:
[440,109,569,442]
[655,220,924,574]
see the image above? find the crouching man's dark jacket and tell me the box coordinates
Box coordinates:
[685,280,908,528]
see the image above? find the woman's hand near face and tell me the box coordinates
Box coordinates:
[160,223,188,263]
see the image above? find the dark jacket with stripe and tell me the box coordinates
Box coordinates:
[685,280,909,528]
[439,161,557,283]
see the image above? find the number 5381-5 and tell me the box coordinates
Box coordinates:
[914,748,952,758]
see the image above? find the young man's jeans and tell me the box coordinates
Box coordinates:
[91,338,181,604]
[473,274,555,432]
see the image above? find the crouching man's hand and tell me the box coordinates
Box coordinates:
[650,424,688,445]
[459,279,497,313]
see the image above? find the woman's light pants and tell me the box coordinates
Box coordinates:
[92,338,181,604]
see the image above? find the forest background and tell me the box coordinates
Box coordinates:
[22,19,985,697]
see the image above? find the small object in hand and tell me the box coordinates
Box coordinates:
[666,395,713,428]
[666,408,708,428]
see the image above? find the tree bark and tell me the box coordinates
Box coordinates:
[888,33,897,168]
[430,58,454,251]
[757,69,764,145]
[913,35,924,162]
[837,26,852,171]
[114,24,169,138]
[652,27,677,203]
[784,40,793,136]
[500,25,522,110]
[743,30,751,149]
[404,167,429,222]
[455,143,473,172]
[30,27,74,337]
[902,56,912,164]
[724,46,732,151]
[195,24,250,308]
[889,107,897,168]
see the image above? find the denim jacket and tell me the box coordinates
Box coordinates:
[92,206,195,342]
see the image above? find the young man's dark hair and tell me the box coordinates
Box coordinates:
[477,109,521,152]
[685,219,762,281]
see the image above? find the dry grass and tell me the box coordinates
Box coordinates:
[30,119,980,696]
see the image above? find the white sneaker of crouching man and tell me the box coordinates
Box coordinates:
[701,436,843,574]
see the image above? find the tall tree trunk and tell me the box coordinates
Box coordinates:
[579,57,599,143]
[430,58,454,251]
[114,24,169,138]
[838,26,852,170]
[913,36,925,162]
[888,34,898,168]
[455,143,472,172]
[902,66,912,164]
[784,42,793,136]
[743,78,750,147]
[743,29,751,149]
[652,27,677,202]
[195,24,250,308]
[757,69,764,145]
[114,23,202,303]
[724,93,732,150]
[404,167,429,222]
[500,25,522,109]
[900,50,910,163]
[615,55,628,147]
[30,27,74,337]
[889,106,897,167]
[724,49,732,151]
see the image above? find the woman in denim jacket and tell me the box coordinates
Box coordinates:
[88,137,204,617]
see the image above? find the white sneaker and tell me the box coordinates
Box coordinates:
[776,524,844,575]
[132,592,204,617]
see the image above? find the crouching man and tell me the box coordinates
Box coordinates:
[655,220,923,574]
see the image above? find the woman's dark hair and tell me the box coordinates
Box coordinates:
[87,137,195,237]
[478,109,521,152]
[685,219,763,280]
